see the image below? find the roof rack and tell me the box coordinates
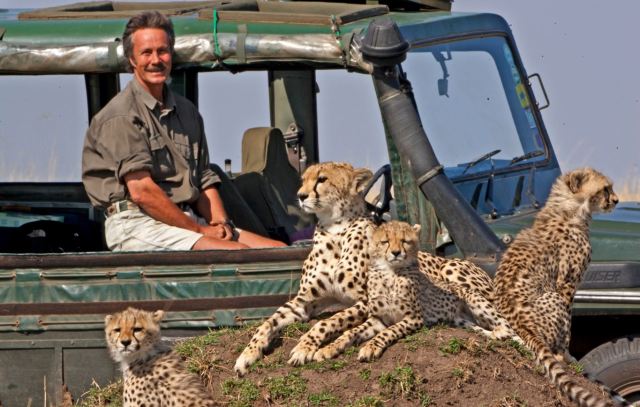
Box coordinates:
[18,1,256,20]
[18,0,450,22]
[198,2,388,26]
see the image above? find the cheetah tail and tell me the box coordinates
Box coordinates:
[516,325,627,407]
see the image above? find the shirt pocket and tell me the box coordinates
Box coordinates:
[148,134,176,178]
[173,139,193,163]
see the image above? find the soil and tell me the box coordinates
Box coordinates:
[73,320,613,407]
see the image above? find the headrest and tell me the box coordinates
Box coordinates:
[241,127,286,174]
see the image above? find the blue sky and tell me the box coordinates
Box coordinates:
[0,0,638,197]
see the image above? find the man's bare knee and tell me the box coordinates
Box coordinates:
[192,237,249,250]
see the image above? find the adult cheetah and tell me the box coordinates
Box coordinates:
[494,168,623,407]
[105,307,217,406]
[234,162,375,375]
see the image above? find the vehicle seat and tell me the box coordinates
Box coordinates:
[209,163,269,237]
[233,127,313,243]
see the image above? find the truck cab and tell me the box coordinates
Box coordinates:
[0,1,638,404]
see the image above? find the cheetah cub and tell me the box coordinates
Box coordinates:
[234,162,376,375]
[315,220,488,362]
[494,168,622,407]
[105,307,217,407]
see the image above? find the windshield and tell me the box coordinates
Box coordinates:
[403,36,547,179]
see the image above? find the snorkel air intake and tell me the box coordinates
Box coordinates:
[362,18,505,262]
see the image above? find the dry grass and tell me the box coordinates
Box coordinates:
[617,176,640,201]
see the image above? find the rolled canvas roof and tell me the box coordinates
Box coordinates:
[0,0,462,74]
[0,1,402,73]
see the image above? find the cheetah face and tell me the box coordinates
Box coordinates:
[104,307,164,361]
[371,221,421,268]
[564,168,619,213]
[297,162,373,215]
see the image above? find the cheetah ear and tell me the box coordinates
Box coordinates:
[104,314,113,325]
[566,170,587,193]
[412,224,422,233]
[152,310,165,322]
[351,168,374,195]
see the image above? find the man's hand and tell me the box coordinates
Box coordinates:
[199,223,232,241]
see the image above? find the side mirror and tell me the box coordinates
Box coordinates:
[528,73,550,110]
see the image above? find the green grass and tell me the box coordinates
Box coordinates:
[264,371,308,401]
[308,390,340,406]
[400,326,431,351]
[451,367,465,378]
[174,330,227,374]
[379,365,418,399]
[76,380,123,407]
[301,358,347,372]
[570,361,584,374]
[282,321,311,338]
[359,368,371,381]
[221,378,260,407]
[439,338,464,355]
[174,329,225,357]
[418,391,433,407]
[507,339,533,358]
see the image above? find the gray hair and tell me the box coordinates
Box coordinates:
[122,11,175,72]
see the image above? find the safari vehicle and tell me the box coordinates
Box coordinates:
[1,0,639,404]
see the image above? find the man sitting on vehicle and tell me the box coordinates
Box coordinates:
[82,11,286,251]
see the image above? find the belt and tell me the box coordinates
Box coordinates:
[105,200,138,217]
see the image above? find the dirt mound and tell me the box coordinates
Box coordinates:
[77,322,612,406]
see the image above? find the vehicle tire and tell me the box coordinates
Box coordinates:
[579,336,640,403]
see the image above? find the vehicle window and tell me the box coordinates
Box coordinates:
[404,36,546,178]
[0,75,88,182]
[316,70,388,171]
[121,71,270,175]
[199,71,270,171]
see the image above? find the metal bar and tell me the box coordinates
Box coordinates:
[0,246,309,270]
[574,290,640,304]
[0,294,293,316]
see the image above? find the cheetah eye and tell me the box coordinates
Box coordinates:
[317,176,328,183]
[380,240,389,245]
[133,327,143,333]
[113,328,121,333]
[603,188,610,199]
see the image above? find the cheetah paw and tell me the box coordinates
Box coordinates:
[491,325,516,341]
[288,342,318,366]
[358,343,383,361]
[313,345,339,362]
[234,347,261,377]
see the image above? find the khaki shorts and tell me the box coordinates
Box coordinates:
[105,207,206,251]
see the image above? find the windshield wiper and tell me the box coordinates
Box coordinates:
[510,150,544,165]
[462,149,501,175]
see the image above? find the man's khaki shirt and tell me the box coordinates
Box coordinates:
[82,79,220,209]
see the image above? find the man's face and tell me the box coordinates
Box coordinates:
[129,28,172,91]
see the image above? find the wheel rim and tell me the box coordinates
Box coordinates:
[616,377,640,404]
